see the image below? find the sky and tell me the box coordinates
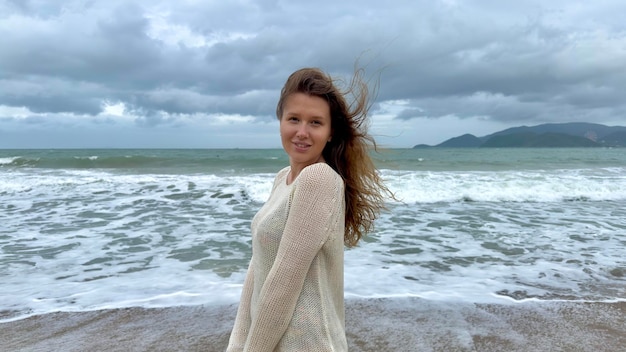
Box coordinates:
[1,0,625,149]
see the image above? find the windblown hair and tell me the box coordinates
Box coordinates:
[276,67,391,247]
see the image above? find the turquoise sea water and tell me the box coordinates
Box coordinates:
[1,148,625,322]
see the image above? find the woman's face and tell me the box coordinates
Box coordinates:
[279,92,332,170]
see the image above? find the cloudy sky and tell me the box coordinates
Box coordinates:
[1,0,625,148]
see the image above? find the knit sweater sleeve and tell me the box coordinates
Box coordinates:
[227,167,290,351]
[243,163,343,351]
[226,258,254,352]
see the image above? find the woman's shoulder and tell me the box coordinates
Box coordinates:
[276,166,291,180]
[271,166,291,188]
[298,163,343,188]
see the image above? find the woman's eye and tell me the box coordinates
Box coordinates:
[311,120,321,125]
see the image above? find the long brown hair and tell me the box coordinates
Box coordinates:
[276,67,390,247]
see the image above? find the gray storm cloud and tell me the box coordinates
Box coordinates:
[1,0,625,147]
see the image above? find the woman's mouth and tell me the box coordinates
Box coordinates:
[293,142,311,152]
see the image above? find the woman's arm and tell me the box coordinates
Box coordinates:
[227,166,292,351]
[226,258,255,352]
[243,164,343,351]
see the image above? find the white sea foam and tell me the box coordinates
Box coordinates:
[1,164,625,322]
[0,157,19,165]
[381,167,626,203]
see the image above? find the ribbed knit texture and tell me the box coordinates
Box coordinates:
[227,162,347,352]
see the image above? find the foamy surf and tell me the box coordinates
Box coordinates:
[1,148,625,323]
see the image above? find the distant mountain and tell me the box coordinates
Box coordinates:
[602,131,626,146]
[481,132,600,148]
[487,122,624,141]
[413,122,626,148]
[437,134,483,148]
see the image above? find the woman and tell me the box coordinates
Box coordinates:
[227,67,389,351]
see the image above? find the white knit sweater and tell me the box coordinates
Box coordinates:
[227,162,347,351]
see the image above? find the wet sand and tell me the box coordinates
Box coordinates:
[1,298,624,351]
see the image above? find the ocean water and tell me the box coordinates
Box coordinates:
[1,148,625,322]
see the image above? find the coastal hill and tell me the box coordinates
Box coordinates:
[414,122,626,148]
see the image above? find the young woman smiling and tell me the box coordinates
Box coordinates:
[227,67,390,351]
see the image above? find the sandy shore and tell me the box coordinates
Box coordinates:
[1,298,624,352]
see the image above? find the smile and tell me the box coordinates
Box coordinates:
[293,142,311,150]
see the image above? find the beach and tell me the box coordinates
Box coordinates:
[2,148,625,351]
[2,298,624,352]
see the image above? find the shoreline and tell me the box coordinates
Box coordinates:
[1,298,624,352]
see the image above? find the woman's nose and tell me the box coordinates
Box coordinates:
[296,124,308,138]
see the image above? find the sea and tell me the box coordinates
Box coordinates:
[1,148,625,323]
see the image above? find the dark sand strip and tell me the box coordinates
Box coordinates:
[1,298,624,351]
